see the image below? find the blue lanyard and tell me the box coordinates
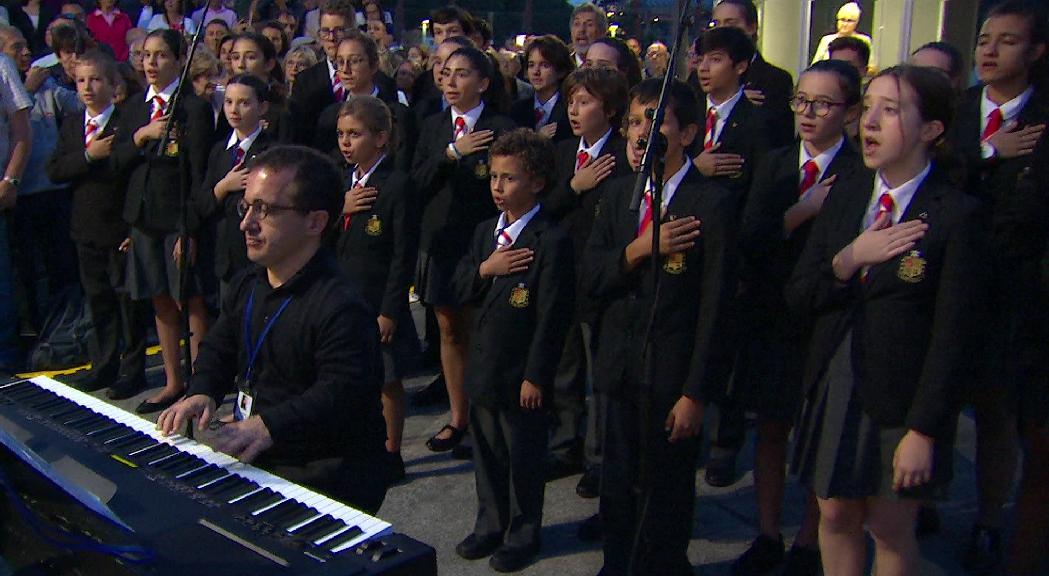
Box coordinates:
[242,283,293,382]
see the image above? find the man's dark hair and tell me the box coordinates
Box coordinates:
[717,0,758,26]
[145,28,185,59]
[590,36,643,88]
[697,25,754,64]
[490,128,557,189]
[432,6,475,37]
[251,146,344,231]
[630,77,700,137]
[319,0,357,22]
[526,34,575,81]
[441,35,475,51]
[51,22,90,54]
[987,0,1048,46]
[474,18,492,44]
[828,35,871,67]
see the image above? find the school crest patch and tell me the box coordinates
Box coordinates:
[897,250,926,283]
[509,283,530,308]
[663,252,686,275]
[474,161,489,179]
[365,215,382,236]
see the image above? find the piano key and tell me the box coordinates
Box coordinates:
[234,488,278,509]
[198,474,241,494]
[249,495,288,516]
[227,486,264,504]
[315,524,361,547]
[84,422,124,436]
[192,469,231,488]
[127,442,170,460]
[145,449,183,467]
[277,507,320,530]
[153,452,196,471]
[327,526,366,553]
[295,516,345,540]
[178,464,220,483]
[255,498,300,521]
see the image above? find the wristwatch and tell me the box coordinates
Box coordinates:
[3,176,20,188]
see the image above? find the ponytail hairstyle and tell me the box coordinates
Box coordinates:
[869,65,961,183]
[338,95,396,151]
[447,45,508,113]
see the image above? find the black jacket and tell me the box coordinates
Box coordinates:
[785,167,987,437]
[743,52,795,148]
[704,94,772,210]
[454,210,575,408]
[584,165,738,410]
[313,84,418,170]
[335,157,418,319]
[113,90,216,233]
[46,106,130,247]
[509,91,574,143]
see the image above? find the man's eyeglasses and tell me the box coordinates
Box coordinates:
[237,198,304,220]
[318,27,349,39]
[789,96,847,118]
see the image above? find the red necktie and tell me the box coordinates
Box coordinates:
[151,95,165,121]
[703,108,717,150]
[84,120,98,147]
[982,107,1003,141]
[496,228,513,248]
[876,192,895,224]
[637,189,653,237]
[453,116,467,141]
[332,75,345,101]
[576,150,590,171]
[534,107,544,127]
[343,180,363,231]
[799,160,819,197]
[234,146,245,166]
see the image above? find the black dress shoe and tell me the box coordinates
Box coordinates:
[411,374,448,407]
[106,375,147,400]
[455,533,502,560]
[65,369,114,392]
[577,513,603,542]
[961,525,1003,575]
[781,545,821,576]
[489,544,539,573]
[704,451,739,488]
[135,395,181,415]
[425,424,465,452]
[731,533,784,576]
[576,468,600,499]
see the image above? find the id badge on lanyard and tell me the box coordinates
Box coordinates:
[238,283,292,421]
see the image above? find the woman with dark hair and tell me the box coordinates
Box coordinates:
[510,34,574,142]
[583,36,642,89]
[260,20,289,58]
[411,44,515,454]
[226,30,291,141]
[146,0,197,35]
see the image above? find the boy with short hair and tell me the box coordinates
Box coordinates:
[47,50,150,398]
[452,128,574,573]
[586,78,737,576]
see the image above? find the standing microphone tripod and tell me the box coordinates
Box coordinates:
[625,0,694,573]
[147,0,213,438]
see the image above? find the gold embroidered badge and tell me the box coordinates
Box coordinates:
[897,250,926,283]
[365,215,382,236]
[663,251,686,275]
[509,283,530,308]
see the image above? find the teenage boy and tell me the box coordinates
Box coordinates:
[586,78,737,576]
[452,129,574,573]
[947,2,1048,571]
[690,23,771,488]
[47,50,150,399]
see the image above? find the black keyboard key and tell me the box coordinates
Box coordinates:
[324,526,364,551]
[240,491,283,513]
[48,405,87,420]
[167,458,209,477]
[85,421,122,436]
[278,507,319,530]
[129,443,173,462]
[199,474,240,494]
[223,482,261,503]
[255,498,297,519]
[296,516,344,540]
[177,464,219,482]
[192,468,230,488]
[154,453,195,471]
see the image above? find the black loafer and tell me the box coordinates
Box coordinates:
[576,468,600,499]
[704,451,739,488]
[135,394,181,415]
[106,375,147,400]
[489,544,539,573]
[455,533,502,560]
[426,424,465,452]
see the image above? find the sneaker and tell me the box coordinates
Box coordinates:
[731,533,784,576]
[961,525,1002,575]
[782,545,821,576]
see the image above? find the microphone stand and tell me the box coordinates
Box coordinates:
[626,0,693,573]
[151,0,211,438]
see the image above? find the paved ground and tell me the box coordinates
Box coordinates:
[35,301,1009,576]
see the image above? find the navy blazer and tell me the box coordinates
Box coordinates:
[706,95,773,210]
[785,166,987,437]
[453,210,575,408]
[509,91,574,143]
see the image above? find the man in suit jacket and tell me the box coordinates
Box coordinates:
[585,79,737,576]
[711,0,795,147]
[288,0,356,145]
[47,52,150,399]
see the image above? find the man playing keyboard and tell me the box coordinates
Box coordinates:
[158,146,389,515]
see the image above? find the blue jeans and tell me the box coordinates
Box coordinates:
[0,214,21,370]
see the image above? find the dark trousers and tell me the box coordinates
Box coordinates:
[10,189,78,328]
[549,321,589,463]
[600,395,699,576]
[709,396,746,456]
[469,403,548,550]
[76,242,150,381]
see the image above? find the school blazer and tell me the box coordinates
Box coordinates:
[335,157,419,319]
[740,139,863,308]
[289,60,336,145]
[197,130,275,281]
[708,95,772,208]
[544,132,631,321]
[46,106,130,247]
[742,52,795,148]
[410,106,516,256]
[584,166,738,410]
[785,167,987,438]
[113,91,216,233]
[313,86,418,171]
[453,211,575,408]
[509,92,574,143]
